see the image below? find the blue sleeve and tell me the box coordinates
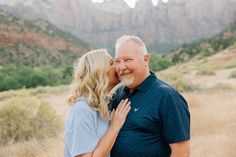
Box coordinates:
[65,110,99,156]
[159,91,190,144]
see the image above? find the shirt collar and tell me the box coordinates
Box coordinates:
[124,71,156,94]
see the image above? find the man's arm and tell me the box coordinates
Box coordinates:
[169,140,190,157]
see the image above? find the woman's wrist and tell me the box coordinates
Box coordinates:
[109,125,120,134]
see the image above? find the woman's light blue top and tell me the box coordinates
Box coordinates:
[64,97,110,157]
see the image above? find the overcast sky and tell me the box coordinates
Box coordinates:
[92,0,169,8]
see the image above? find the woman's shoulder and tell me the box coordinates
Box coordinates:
[73,98,94,112]
[68,97,96,118]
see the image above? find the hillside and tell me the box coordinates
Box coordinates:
[0,10,91,91]
[165,22,236,64]
[158,43,236,91]
[0,0,235,53]
[0,9,90,67]
[0,43,235,157]
[154,43,236,157]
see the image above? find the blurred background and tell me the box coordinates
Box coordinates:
[0,0,235,156]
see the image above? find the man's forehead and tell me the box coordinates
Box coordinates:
[115,49,137,58]
[115,55,134,59]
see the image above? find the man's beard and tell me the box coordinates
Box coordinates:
[119,75,134,87]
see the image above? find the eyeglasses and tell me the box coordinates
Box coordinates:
[113,57,134,66]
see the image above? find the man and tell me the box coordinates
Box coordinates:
[111,35,190,157]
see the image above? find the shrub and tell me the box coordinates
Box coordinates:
[196,68,216,76]
[0,97,62,146]
[229,70,236,78]
[0,64,72,91]
[157,72,196,92]
[149,53,173,71]
[198,49,214,59]
[210,83,233,91]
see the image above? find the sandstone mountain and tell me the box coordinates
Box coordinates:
[0,0,235,53]
[0,9,90,67]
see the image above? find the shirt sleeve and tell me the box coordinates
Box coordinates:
[65,109,99,157]
[159,91,190,144]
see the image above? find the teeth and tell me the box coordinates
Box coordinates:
[119,71,130,75]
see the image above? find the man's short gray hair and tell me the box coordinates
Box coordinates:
[115,35,148,55]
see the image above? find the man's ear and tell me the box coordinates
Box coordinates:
[144,54,149,62]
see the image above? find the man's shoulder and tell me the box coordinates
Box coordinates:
[151,77,188,103]
[151,77,177,94]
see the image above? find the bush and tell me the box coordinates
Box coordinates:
[157,72,196,92]
[198,49,214,59]
[0,64,72,91]
[229,70,236,78]
[0,97,62,146]
[196,68,216,76]
[149,53,173,71]
[210,83,233,91]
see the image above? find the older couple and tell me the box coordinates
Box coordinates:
[64,35,190,157]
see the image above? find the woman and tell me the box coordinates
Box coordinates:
[64,49,131,157]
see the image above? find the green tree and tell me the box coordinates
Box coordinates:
[149,53,173,71]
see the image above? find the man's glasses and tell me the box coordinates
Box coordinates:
[113,57,134,66]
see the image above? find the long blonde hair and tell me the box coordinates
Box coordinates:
[67,49,110,119]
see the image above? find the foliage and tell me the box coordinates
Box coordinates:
[229,69,236,78]
[0,97,62,146]
[0,64,73,91]
[209,83,233,91]
[149,53,173,71]
[157,72,196,92]
[196,68,216,76]
[198,49,214,59]
[168,22,236,63]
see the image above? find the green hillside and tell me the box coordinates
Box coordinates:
[165,22,236,64]
[0,9,90,67]
[0,10,91,91]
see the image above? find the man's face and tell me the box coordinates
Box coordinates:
[114,41,148,89]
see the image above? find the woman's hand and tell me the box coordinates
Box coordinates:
[110,99,131,133]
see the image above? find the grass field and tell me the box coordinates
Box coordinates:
[0,45,236,157]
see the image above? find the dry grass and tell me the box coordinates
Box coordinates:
[184,90,236,157]
[1,46,236,157]
[1,88,235,157]
[0,135,64,157]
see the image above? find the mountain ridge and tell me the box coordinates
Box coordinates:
[1,0,235,53]
[0,9,90,67]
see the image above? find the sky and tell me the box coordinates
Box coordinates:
[92,0,169,8]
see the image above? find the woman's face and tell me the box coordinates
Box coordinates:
[106,54,120,89]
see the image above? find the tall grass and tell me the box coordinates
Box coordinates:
[0,97,62,146]
[157,72,197,92]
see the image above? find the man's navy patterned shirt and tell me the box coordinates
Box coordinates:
[111,72,190,157]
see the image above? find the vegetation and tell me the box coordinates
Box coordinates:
[157,72,196,92]
[0,9,90,91]
[229,69,236,78]
[196,68,216,76]
[149,53,173,71]
[167,22,236,63]
[0,97,62,146]
[0,64,72,91]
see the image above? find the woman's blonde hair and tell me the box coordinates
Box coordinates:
[67,49,110,119]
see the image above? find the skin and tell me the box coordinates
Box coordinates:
[106,53,120,91]
[115,41,190,157]
[76,53,131,157]
[114,41,150,91]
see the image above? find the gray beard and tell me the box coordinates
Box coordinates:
[120,76,134,87]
